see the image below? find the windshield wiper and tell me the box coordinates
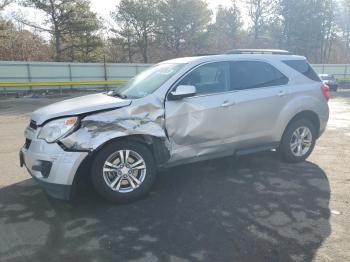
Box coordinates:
[108,91,128,99]
[115,93,127,99]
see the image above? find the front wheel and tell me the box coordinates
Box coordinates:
[278,119,317,163]
[91,141,157,203]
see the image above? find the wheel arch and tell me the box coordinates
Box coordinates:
[283,110,321,139]
[70,134,170,198]
[90,134,171,167]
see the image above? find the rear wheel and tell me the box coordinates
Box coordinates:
[278,119,317,163]
[91,141,157,203]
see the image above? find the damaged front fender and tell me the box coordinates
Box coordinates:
[59,96,171,164]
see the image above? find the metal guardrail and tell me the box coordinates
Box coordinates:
[312,64,350,81]
[0,62,349,93]
[0,61,151,93]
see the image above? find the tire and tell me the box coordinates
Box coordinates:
[91,140,157,203]
[278,119,317,163]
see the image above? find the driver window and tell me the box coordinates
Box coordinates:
[178,62,230,95]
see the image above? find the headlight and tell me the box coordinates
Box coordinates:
[38,116,79,143]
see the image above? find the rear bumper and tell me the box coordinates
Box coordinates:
[20,139,88,200]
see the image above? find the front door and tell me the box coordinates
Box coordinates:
[164,61,238,164]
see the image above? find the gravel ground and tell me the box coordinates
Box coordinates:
[0,91,349,262]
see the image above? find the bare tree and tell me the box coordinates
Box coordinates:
[207,2,242,53]
[110,21,137,62]
[0,20,51,61]
[157,0,212,57]
[114,0,159,63]
[247,0,275,40]
[17,0,102,62]
[338,0,350,62]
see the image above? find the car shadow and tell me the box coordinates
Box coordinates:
[0,152,331,262]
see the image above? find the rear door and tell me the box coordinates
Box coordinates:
[228,60,290,148]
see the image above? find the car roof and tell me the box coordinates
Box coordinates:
[161,54,306,65]
[225,49,292,55]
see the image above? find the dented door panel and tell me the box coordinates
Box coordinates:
[165,93,239,164]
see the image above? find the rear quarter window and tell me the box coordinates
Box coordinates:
[230,61,288,90]
[283,60,320,81]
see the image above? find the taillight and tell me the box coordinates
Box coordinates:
[321,84,330,102]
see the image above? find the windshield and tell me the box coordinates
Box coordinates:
[111,63,185,98]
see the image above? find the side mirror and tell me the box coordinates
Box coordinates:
[168,85,197,100]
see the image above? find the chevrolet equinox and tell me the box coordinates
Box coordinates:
[20,50,330,203]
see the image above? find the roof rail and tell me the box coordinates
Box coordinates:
[193,53,218,56]
[225,49,292,55]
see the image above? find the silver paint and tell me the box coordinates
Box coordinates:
[60,96,168,151]
[27,53,329,171]
[31,93,131,125]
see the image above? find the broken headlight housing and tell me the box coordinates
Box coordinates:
[38,116,79,143]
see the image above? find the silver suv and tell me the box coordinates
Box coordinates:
[20,50,330,203]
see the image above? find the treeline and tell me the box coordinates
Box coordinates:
[0,0,350,63]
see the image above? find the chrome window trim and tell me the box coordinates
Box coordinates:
[165,59,290,100]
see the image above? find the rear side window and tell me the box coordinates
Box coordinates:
[230,61,288,90]
[283,60,320,81]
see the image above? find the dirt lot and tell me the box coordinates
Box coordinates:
[0,91,349,262]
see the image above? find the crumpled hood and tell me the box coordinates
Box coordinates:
[59,95,168,151]
[31,93,132,125]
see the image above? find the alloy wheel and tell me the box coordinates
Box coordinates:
[290,126,313,157]
[102,149,147,193]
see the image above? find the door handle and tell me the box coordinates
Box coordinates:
[221,100,235,107]
[277,90,286,97]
